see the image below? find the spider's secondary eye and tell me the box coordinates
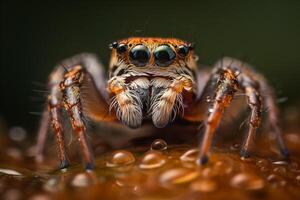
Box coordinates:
[154,45,176,67]
[129,45,150,67]
[116,43,127,54]
[177,45,189,57]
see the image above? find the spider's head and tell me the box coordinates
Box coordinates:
[108,37,197,78]
[107,37,198,128]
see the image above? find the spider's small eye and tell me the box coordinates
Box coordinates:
[154,45,176,67]
[116,43,127,54]
[177,45,189,57]
[129,45,150,67]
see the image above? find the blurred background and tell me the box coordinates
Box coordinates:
[1,0,300,133]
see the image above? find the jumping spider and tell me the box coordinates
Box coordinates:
[36,37,289,170]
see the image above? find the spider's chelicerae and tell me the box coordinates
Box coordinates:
[36,37,289,170]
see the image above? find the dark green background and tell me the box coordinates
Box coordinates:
[1,0,300,132]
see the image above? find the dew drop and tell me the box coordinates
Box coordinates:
[71,172,96,187]
[0,168,22,176]
[272,160,288,166]
[180,148,198,162]
[106,150,135,167]
[43,177,62,192]
[190,179,217,192]
[151,139,168,151]
[139,150,166,169]
[267,174,287,187]
[213,161,233,175]
[296,175,300,184]
[273,166,286,176]
[230,143,240,150]
[230,172,265,190]
[159,168,199,186]
[9,126,27,142]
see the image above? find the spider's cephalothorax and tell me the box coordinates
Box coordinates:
[36,37,289,170]
[107,38,197,128]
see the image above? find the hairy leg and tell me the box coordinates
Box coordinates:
[60,65,94,169]
[198,68,239,164]
[36,53,113,169]
[185,57,288,164]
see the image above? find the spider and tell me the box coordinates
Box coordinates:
[36,37,289,170]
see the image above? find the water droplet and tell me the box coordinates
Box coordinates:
[9,126,27,142]
[230,143,240,150]
[272,160,288,166]
[29,194,51,200]
[213,161,233,175]
[151,139,168,151]
[106,150,135,167]
[71,172,96,187]
[256,159,268,167]
[0,168,22,176]
[267,174,286,187]
[201,167,217,178]
[160,168,199,186]
[180,148,198,162]
[139,150,166,169]
[296,175,300,184]
[190,179,217,192]
[273,166,286,176]
[231,173,265,190]
[44,177,62,192]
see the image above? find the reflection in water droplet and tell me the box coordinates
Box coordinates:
[231,173,265,190]
[29,194,51,200]
[106,150,135,167]
[230,143,240,150]
[267,174,287,187]
[139,151,166,169]
[272,161,288,166]
[160,168,199,186]
[273,167,286,176]
[190,179,217,192]
[296,175,300,184]
[151,139,168,151]
[213,161,233,175]
[180,149,198,162]
[9,126,27,142]
[44,177,62,192]
[71,172,96,187]
[0,168,22,176]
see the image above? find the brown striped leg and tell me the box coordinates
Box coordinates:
[48,80,70,169]
[240,86,262,158]
[198,68,239,164]
[61,65,94,170]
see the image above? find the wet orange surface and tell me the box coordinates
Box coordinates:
[0,107,300,200]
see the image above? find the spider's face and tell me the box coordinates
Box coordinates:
[107,37,198,128]
[109,37,197,79]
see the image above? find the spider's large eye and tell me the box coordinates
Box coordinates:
[154,45,176,67]
[129,45,150,67]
